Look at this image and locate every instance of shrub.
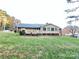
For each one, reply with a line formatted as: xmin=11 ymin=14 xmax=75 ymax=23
xmin=14 ymin=30 xmax=17 ymax=33
xmin=19 ymin=30 xmax=25 ymax=35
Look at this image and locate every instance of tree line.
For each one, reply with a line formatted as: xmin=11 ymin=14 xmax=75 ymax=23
xmin=0 ymin=9 xmax=21 ymax=30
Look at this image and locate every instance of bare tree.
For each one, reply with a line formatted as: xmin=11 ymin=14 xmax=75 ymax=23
xmin=65 ymin=0 xmax=79 ymax=34
xmin=66 ymin=25 xmax=79 ymax=35
xmin=65 ymin=0 xmax=79 ymax=13
xmin=67 ymin=15 xmax=79 ymax=34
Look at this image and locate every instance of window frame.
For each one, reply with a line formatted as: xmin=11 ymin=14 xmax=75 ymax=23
xmin=51 ymin=28 xmax=54 ymax=31
xmin=43 ymin=27 xmax=46 ymax=31
xmin=47 ymin=27 xmax=50 ymax=31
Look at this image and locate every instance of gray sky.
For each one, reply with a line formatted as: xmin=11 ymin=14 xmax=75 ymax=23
xmin=0 ymin=0 xmax=67 ymax=28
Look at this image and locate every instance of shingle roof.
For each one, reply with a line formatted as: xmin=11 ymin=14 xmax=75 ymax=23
xmin=15 ymin=23 xmax=60 ymax=29
xmin=15 ymin=24 xmax=44 ymax=28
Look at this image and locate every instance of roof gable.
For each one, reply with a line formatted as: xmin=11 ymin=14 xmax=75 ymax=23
xmin=44 ymin=23 xmax=60 ymax=28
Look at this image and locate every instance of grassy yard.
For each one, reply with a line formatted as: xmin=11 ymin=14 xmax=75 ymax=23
xmin=0 ymin=32 xmax=79 ymax=59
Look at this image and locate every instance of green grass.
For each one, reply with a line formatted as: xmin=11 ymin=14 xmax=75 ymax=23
xmin=0 ymin=32 xmax=79 ymax=59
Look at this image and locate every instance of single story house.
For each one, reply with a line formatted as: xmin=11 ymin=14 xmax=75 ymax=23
xmin=15 ymin=23 xmax=62 ymax=35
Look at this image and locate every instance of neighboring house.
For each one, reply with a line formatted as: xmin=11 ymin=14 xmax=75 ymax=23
xmin=62 ymin=25 xmax=79 ymax=36
xmin=15 ymin=23 xmax=61 ymax=35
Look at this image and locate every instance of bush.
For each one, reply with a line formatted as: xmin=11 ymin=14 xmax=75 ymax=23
xmin=14 ymin=30 xmax=17 ymax=33
xmin=19 ymin=30 xmax=25 ymax=35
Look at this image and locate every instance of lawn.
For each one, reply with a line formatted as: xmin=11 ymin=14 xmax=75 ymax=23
xmin=0 ymin=32 xmax=79 ymax=59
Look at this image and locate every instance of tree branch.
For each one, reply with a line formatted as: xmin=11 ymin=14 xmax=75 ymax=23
xmin=67 ymin=0 xmax=79 ymax=3
xmin=65 ymin=6 xmax=79 ymax=13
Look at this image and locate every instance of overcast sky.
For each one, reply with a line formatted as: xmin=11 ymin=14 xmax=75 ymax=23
xmin=0 ymin=0 xmax=70 ymax=28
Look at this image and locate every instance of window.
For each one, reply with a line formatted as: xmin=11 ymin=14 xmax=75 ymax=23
xmin=43 ymin=28 xmax=46 ymax=31
xmin=47 ymin=27 xmax=50 ymax=31
xmin=36 ymin=28 xmax=40 ymax=30
xmin=51 ymin=28 xmax=54 ymax=31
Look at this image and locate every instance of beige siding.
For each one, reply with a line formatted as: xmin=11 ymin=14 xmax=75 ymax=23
xmin=40 ymin=25 xmax=60 ymax=34
xmin=20 ymin=28 xmax=40 ymax=34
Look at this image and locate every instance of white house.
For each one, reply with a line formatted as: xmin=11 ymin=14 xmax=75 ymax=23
xmin=15 ymin=23 xmax=61 ymax=35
